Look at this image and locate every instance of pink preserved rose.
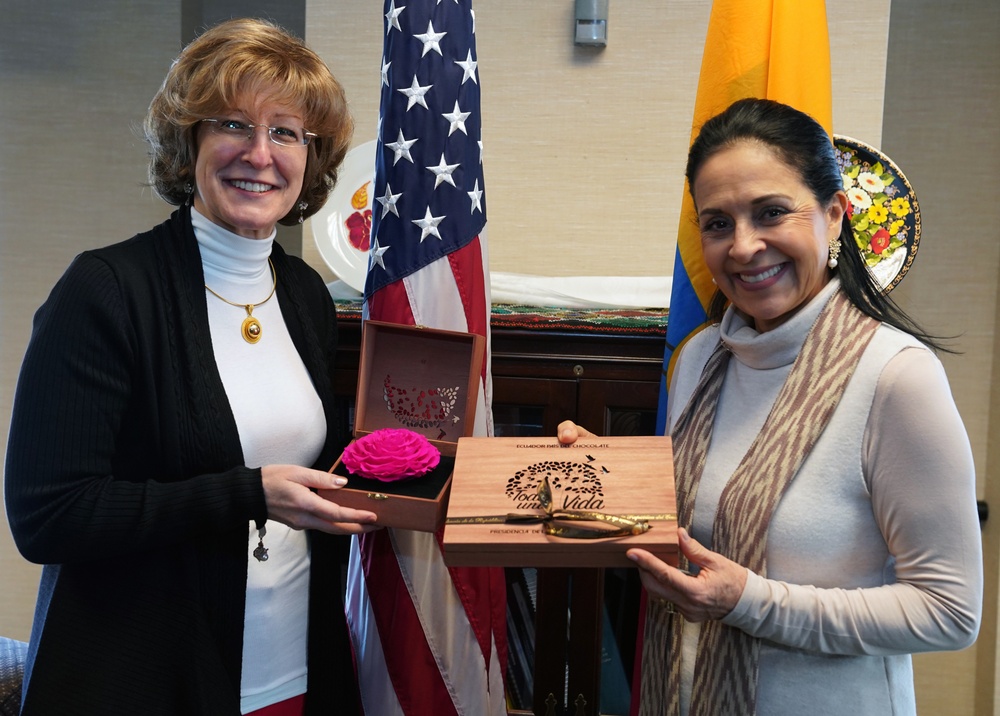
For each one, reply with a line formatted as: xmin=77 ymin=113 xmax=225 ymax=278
xmin=341 ymin=428 xmax=440 ymax=482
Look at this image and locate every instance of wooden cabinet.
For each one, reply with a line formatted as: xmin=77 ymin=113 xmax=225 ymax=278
xmin=333 ymin=307 xmax=667 ymax=437
xmin=333 ymin=304 xmax=668 ymax=716
xmin=489 ymin=325 xmax=663 ymax=437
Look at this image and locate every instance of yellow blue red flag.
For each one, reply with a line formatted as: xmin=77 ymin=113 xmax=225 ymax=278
xmin=655 ymin=0 xmax=832 ymax=434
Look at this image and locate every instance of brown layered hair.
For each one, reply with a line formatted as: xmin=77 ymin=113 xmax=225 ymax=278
xmin=144 ymin=17 xmax=354 ymax=225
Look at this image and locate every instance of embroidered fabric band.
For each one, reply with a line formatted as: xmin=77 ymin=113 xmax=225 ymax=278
xmin=639 ymin=290 xmax=879 ymax=716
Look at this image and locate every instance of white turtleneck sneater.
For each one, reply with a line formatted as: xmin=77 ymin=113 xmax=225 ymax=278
xmin=193 ymin=208 xmax=325 ymax=713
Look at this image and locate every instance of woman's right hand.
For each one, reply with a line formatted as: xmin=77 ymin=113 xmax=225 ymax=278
xmin=628 ymin=528 xmax=747 ymax=623
xmin=557 ymin=420 xmax=596 ymax=445
xmin=261 ymin=464 xmax=379 ymax=535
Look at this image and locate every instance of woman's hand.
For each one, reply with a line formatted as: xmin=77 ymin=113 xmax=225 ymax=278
xmin=557 ymin=420 xmax=596 ymax=445
xmin=261 ymin=464 xmax=379 ymax=535
xmin=627 ymin=527 xmax=747 ymax=622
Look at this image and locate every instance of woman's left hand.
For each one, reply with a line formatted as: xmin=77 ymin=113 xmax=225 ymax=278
xmin=627 ymin=527 xmax=748 ymax=622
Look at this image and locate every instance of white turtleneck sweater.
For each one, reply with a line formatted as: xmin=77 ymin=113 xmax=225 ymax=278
xmin=667 ymin=278 xmax=982 ymax=716
xmin=192 ymin=209 xmax=326 ymax=713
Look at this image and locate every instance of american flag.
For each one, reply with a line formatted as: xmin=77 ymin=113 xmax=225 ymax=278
xmin=346 ymin=2 xmax=507 ymax=715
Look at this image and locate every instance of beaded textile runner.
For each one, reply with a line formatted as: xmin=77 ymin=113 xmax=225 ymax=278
xmin=335 ymin=300 xmax=668 ymax=336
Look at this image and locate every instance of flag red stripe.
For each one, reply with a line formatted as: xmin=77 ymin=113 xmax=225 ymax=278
xmin=443 ymin=237 xmax=507 ymax=681
xmin=358 ymin=529 xmax=460 ymax=716
xmin=365 ymin=279 xmax=415 ymax=326
xmin=445 ymin=560 xmax=506 ymax=688
xmin=448 ymin=237 xmax=488 ymax=337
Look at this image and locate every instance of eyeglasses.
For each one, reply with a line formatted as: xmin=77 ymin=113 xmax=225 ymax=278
xmin=200 ymin=118 xmax=317 ymax=148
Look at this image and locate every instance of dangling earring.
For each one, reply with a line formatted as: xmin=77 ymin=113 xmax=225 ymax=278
xmin=297 ymin=200 xmax=308 ymax=224
xmin=827 ymin=237 xmax=841 ymax=269
xmin=184 ymin=182 xmax=194 ymax=206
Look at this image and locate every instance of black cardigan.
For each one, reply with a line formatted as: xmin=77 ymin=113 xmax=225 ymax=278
xmin=5 ymin=207 xmax=359 ymax=715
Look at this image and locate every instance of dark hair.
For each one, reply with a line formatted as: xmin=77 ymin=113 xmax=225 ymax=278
xmin=143 ymin=18 xmax=353 ymax=225
xmin=686 ymin=98 xmax=949 ymax=352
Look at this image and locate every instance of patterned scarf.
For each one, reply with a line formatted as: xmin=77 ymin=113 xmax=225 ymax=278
xmin=639 ymin=289 xmax=879 ymax=716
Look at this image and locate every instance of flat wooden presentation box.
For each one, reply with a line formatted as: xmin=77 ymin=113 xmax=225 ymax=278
xmin=319 ymin=321 xmax=485 ymax=532
xmin=443 ymin=436 xmax=677 ymax=568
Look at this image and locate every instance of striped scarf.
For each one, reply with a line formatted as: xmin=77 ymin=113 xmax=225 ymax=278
xmin=640 ymin=289 xmax=879 ymax=716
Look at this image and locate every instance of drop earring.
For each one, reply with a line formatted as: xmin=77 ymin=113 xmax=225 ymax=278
xmin=184 ymin=182 xmax=195 ymax=206
xmin=297 ymin=200 xmax=308 ymax=224
xmin=827 ymin=237 xmax=841 ymax=269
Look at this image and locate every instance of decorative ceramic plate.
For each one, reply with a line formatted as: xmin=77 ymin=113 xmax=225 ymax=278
xmin=311 ymin=140 xmax=377 ymax=291
xmin=834 ymin=135 xmax=920 ymax=293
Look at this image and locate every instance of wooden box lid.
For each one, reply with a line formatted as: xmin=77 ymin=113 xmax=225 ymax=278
xmin=443 ymin=436 xmax=677 ymax=567
xmin=318 ymin=321 xmax=484 ymax=532
xmin=353 ymin=320 xmax=485 ymax=456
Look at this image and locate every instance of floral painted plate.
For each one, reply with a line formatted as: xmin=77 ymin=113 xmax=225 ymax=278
xmin=310 ymin=140 xmax=377 ymax=292
xmin=835 ymin=135 xmax=920 ymax=293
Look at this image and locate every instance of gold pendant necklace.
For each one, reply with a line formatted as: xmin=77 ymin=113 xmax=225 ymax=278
xmin=204 ymin=258 xmax=277 ymax=344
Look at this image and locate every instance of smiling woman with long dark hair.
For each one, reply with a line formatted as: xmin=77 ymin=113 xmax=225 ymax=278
xmin=560 ymin=98 xmax=982 ymax=716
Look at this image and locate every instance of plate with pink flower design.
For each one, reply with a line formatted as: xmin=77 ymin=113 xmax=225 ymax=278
xmin=835 ymin=135 xmax=921 ymax=293
xmin=310 ymin=140 xmax=377 ymax=292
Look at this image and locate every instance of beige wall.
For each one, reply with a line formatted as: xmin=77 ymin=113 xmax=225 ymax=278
xmin=985 ymin=275 xmax=1000 ymax=715
xmin=0 ymin=0 xmax=180 ymax=645
xmin=302 ymin=2 xmax=891 ymax=283
xmin=1 ymin=2 xmax=997 ymax=714
xmin=880 ymin=2 xmax=1000 ymax=711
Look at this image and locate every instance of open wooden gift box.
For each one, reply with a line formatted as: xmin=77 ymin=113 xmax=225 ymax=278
xmin=443 ymin=436 xmax=677 ymax=568
xmin=319 ymin=320 xmax=485 ymax=531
